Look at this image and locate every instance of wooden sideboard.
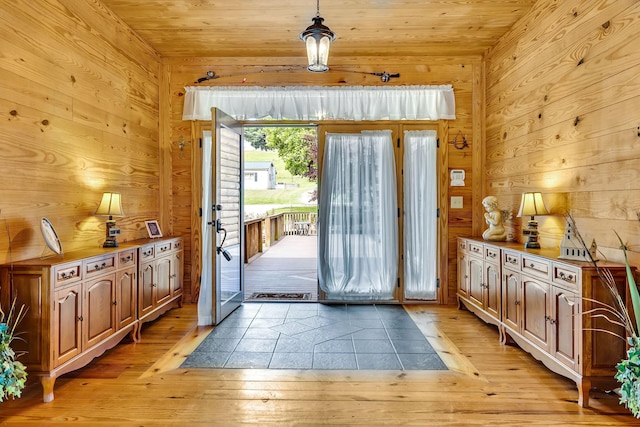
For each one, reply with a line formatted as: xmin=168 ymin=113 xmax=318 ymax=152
xmin=457 ymin=237 xmax=630 ymax=408
xmin=0 ymin=237 xmax=183 ymax=402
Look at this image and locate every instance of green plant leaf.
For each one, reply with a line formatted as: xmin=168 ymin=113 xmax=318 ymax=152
xmin=615 ymin=231 xmax=640 ymax=336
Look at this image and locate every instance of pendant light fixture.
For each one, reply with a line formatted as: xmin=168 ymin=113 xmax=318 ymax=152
xmin=300 ymin=0 xmax=336 ymax=72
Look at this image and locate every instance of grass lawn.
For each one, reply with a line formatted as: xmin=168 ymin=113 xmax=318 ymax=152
xmin=244 ymin=149 xmax=317 ymax=208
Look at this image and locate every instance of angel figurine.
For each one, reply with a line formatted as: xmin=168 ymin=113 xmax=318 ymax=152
xmin=482 ymin=196 xmax=509 ymax=241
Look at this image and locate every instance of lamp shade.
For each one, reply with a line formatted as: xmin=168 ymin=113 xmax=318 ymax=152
xmin=95 ymin=192 xmax=125 ymax=217
xmin=517 ymin=192 xmax=548 ymax=217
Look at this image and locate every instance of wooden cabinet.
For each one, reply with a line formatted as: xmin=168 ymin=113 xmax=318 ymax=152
xmin=457 ymin=240 xmax=501 ymax=330
xmin=457 ymin=237 xmax=631 ymax=408
xmin=136 ymin=237 xmax=183 ymax=339
xmin=1 ymin=246 xmax=139 ymax=403
xmin=0 ymin=236 xmax=183 ymax=402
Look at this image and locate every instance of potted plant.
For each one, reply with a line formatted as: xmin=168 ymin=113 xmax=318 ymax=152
xmin=612 ymin=232 xmax=640 ymax=417
xmin=0 ymin=298 xmax=27 ymax=402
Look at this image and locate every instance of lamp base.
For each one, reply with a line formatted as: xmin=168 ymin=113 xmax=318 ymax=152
xmin=523 ymin=240 xmax=541 ymax=249
xmin=103 ymin=239 xmax=119 ymax=248
xmin=522 ymin=217 xmax=541 ymax=249
xmin=103 ymin=219 xmax=120 ymax=248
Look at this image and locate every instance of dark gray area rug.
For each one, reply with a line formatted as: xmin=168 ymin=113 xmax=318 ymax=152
xmin=182 ymin=303 xmax=447 ymax=371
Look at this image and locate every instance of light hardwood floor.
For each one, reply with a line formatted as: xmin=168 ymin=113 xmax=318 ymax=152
xmin=1 ymin=303 xmax=637 ymax=426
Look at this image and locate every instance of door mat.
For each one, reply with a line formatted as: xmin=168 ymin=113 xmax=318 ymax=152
xmin=247 ymin=292 xmax=312 ymax=301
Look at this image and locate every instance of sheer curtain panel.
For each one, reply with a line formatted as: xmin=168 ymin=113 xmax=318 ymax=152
xmin=318 ymin=130 xmax=398 ymax=300
xmin=403 ymin=130 xmax=438 ymax=300
xmin=198 ymin=131 xmax=213 ymax=325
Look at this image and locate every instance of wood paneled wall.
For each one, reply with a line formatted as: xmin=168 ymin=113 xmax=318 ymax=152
xmin=162 ymin=56 xmax=481 ymax=303
xmin=0 ymin=1 xmax=161 ymax=263
xmin=484 ymin=0 xmax=640 ymax=265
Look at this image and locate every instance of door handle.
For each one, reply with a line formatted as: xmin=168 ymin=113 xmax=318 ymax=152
xmin=215 ymin=219 xmax=232 ymax=262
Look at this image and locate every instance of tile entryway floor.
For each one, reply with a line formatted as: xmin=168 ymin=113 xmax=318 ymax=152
xmin=182 ymin=303 xmax=447 ymax=370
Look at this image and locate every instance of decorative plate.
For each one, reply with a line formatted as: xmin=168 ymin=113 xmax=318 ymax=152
xmin=41 ymin=217 xmax=63 ymax=255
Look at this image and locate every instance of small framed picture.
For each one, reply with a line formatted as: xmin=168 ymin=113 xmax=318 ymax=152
xmin=145 ymin=220 xmax=163 ymax=238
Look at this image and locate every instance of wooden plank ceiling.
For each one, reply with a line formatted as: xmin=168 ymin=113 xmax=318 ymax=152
xmin=99 ymin=0 xmax=538 ymax=58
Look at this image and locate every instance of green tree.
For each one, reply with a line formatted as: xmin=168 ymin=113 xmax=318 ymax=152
xmin=264 ymin=127 xmax=317 ymax=179
xmin=244 ymin=127 xmax=268 ymax=151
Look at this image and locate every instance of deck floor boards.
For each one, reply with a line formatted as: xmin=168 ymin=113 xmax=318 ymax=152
xmin=244 ymin=235 xmax=317 ymax=301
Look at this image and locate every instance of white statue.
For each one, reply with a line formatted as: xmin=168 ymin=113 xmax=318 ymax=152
xmin=482 ymin=196 xmax=508 ymax=241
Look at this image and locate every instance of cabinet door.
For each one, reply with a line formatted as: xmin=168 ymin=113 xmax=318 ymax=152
xmin=54 ymin=285 xmax=82 ymax=366
xmin=552 ymin=287 xmax=579 ymax=370
xmin=139 ymin=262 xmax=155 ymax=317
xmin=521 ymin=276 xmax=551 ymax=352
xmin=457 ymin=253 xmax=468 ymax=298
xmin=484 ymin=262 xmax=501 ymax=319
xmin=84 ymin=274 xmax=116 ymax=349
xmin=171 ymin=250 xmax=183 ymax=296
xmin=155 ymin=257 xmax=172 ymax=305
xmin=116 ymin=266 xmax=137 ymax=330
xmin=468 ymin=256 xmax=484 ymax=308
xmin=502 ymin=268 xmax=521 ymax=332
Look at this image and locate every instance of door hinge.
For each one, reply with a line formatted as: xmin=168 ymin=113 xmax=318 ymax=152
xmin=397 ymin=278 xmax=400 ymax=288
xmin=199 ymin=207 xmax=202 ymax=217
xmin=437 ymin=208 xmax=440 ymax=218
xmin=436 ymin=137 xmax=440 ymax=148
xmin=437 ymin=278 xmax=440 ymax=288
xmin=199 ymin=137 xmax=203 ymax=148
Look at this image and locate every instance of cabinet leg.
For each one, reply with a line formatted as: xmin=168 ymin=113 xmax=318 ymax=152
xmin=577 ymin=378 xmax=591 ymax=407
xmin=40 ymin=375 xmax=57 ymax=403
xmin=498 ymin=325 xmax=506 ymax=344
xmin=130 ymin=323 xmax=140 ymax=343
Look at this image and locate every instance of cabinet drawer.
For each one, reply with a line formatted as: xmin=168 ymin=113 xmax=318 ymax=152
xmin=552 ymin=263 xmax=580 ymax=290
xmin=484 ymin=246 xmax=500 ymax=262
xmin=521 ymin=255 xmax=550 ymax=279
xmin=84 ymin=254 xmax=116 ymax=278
xmin=173 ymin=239 xmax=182 ymax=251
xmin=468 ymin=242 xmax=483 ymax=257
xmin=118 ymin=249 xmax=137 ymax=268
xmin=503 ymin=250 xmax=521 ymax=269
xmin=155 ymin=241 xmax=173 ymax=256
xmin=54 ymin=262 xmax=82 ymax=286
xmin=140 ymin=245 xmax=155 ymax=261
xmin=458 ymin=239 xmax=468 ymax=252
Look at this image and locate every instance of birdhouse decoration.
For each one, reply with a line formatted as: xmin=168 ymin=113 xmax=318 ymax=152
xmin=559 ymin=215 xmax=598 ymax=262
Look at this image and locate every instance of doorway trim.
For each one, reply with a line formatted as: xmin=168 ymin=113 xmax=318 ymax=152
xmin=190 ymin=119 xmax=450 ymax=306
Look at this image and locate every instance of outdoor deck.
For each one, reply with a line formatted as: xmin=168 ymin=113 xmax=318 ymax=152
xmin=244 ymin=234 xmax=318 ymax=301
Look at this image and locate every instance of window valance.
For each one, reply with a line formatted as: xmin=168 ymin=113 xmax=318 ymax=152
xmin=182 ymin=85 xmax=456 ymax=121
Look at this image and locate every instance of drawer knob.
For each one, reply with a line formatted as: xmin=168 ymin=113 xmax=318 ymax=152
xmin=61 ymin=271 xmax=76 ymax=279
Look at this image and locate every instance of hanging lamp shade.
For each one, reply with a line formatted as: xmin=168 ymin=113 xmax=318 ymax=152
xmin=300 ymin=1 xmax=336 ymax=72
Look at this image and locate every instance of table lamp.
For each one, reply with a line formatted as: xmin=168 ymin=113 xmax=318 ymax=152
xmin=96 ymin=192 xmax=124 ymax=247
xmin=517 ymin=192 xmax=548 ymax=249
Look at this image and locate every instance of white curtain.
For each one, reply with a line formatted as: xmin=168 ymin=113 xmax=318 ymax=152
xmin=198 ymin=131 xmax=213 ymax=325
xmin=318 ymin=130 xmax=398 ymax=300
xmin=183 ymin=85 xmax=456 ymax=121
xmin=403 ymin=130 xmax=438 ymax=300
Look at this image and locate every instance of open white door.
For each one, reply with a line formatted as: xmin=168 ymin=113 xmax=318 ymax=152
xmin=210 ymin=108 xmax=244 ymax=324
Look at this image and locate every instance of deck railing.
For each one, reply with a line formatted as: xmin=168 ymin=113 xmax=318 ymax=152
xmin=243 ymin=211 xmax=317 ymax=263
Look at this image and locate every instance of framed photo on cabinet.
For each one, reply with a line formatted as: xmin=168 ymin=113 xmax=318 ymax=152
xmin=145 ymin=220 xmax=163 ymax=238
